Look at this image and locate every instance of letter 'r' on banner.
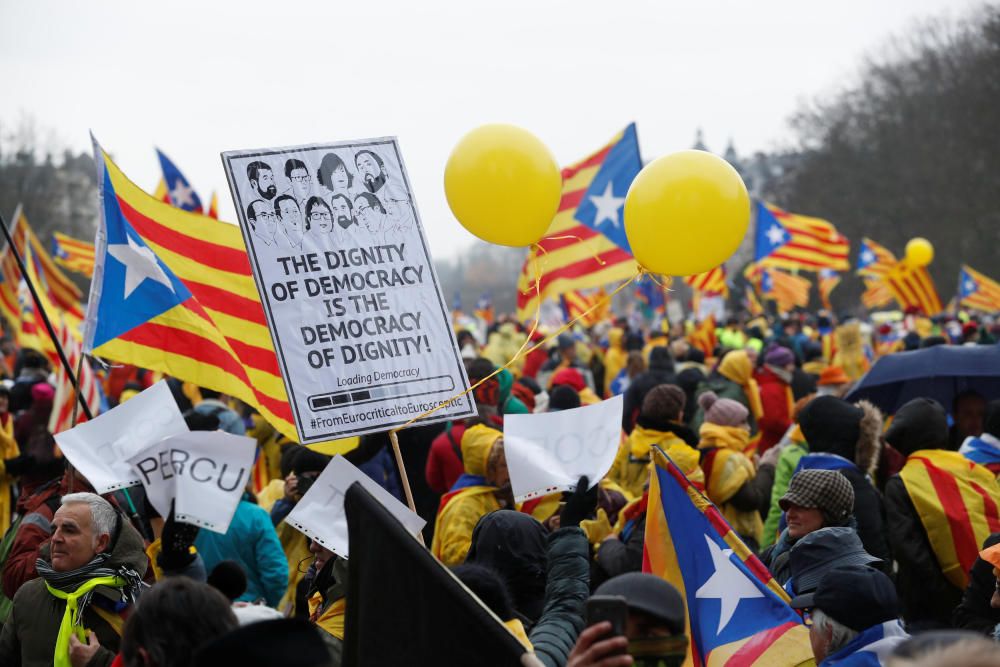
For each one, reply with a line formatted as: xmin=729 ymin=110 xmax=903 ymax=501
xmin=221 ymin=138 xmax=475 ymax=444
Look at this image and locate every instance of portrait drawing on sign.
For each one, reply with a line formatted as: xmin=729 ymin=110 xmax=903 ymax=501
xmin=275 ymin=194 xmax=306 ymax=249
xmin=247 ymin=160 xmax=277 ymax=200
xmin=246 ymin=199 xmax=278 ymax=247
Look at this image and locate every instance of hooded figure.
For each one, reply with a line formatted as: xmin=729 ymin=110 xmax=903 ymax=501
xmin=431 ymin=425 xmax=511 ymax=567
xmin=884 ymin=398 xmax=1000 ymax=630
xmin=603 ymin=328 xmax=629 ymax=398
xmin=622 ymin=347 xmax=677 ymax=432
xmin=794 ymin=395 xmax=889 ymax=564
xmin=754 ymin=346 xmax=796 ymax=454
xmin=465 ymin=510 xmax=547 ymax=627
xmin=697 ymin=391 xmax=774 ymax=550
xmin=691 ymin=350 xmax=762 ymax=434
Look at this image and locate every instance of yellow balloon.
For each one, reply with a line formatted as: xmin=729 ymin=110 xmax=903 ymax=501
xmin=624 ymin=150 xmax=750 ymax=276
xmin=444 ymin=124 xmax=562 ymax=247
xmin=905 ymin=237 xmax=934 ymax=268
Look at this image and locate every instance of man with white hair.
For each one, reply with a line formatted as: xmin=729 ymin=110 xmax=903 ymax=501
xmin=0 ymin=491 xmax=147 ymax=667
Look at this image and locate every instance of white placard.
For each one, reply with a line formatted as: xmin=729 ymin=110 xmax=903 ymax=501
xmin=221 ymin=138 xmax=474 ymax=443
xmin=54 ymin=381 xmax=189 ymax=493
xmin=286 ymin=455 xmax=425 ymax=558
xmin=504 ymin=395 xmax=624 ymax=501
xmin=128 ymin=431 xmax=256 ymax=534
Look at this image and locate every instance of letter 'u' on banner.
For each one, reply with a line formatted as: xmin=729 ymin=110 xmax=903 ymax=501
xmin=503 ymin=395 xmax=623 ymax=502
xmin=221 ymin=138 xmax=475 ymax=444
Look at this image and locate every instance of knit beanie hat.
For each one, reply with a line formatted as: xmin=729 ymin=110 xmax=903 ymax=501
xmin=765 ymin=346 xmax=796 ymax=368
xmin=698 ymin=391 xmax=749 ymax=427
xmin=641 ymin=384 xmax=686 ymax=422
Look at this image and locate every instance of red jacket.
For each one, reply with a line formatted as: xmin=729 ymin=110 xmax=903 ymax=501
xmin=425 ymin=423 xmax=467 ymax=495
xmin=755 ymin=366 xmax=793 ymax=454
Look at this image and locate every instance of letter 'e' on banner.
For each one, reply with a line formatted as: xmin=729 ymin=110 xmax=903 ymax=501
xmin=221 ymin=138 xmax=474 ymax=443
xmin=286 ymin=455 xmax=425 ymax=557
xmin=503 ymin=394 xmax=624 ymax=502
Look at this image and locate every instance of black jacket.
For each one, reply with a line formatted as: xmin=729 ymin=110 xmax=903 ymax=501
xmin=592 ymin=515 xmax=645 ymax=590
xmin=622 ymin=347 xmax=676 ymax=432
xmin=953 ymin=532 xmax=1000 ymax=635
xmin=529 ymin=528 xmax=591 ymax=667
xmin=885 ymin=474 xmax=963 ymax=629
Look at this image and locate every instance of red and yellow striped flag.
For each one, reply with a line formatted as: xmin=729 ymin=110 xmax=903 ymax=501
xmin=688 ymin=314 xmax=718 ymax=359
xmin=818 ymin=269 xmax=840 ymax=311
xmin=885 ymin=260 xmax=943 ymax=315
xmin=52 ymin=232 xmax=96 ymax=277
xmin=744 ymin=285 xmax=764 ymax=317
xmin=755 ymin=202 xmax=850 ymax=272
xmin=49 ymin=319 xmax=101 ymax=434
xmin=959 ymin=265 xmax=1000 ymax=313
xmin=684 ymin=266 xmax=729 ymax=298
xmin=861 ymin=278 xmax=894 ymax=310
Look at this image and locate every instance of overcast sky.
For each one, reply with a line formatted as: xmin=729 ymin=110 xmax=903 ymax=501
xmin=0 ymin=0 xmax=982 ymax=258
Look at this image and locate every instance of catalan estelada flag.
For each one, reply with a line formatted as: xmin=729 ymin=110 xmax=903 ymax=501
xmin=560 ymin=289 xmax=606 ymax=327
xmin=85 ymin=139 xmax=297 ymax=442
xmin=474 ymin=292 xmax=495 ymax=325
xmin=754 ymin=202 xmax=850 ymax=272
xmin=959 ymin=265 xmax=1000 ymax=313
xmin=743 ymin=286 xmax=764 ymax=317
xmin=861 ymin=278 xmax=894 ymax=310
xmin=746 ymin=264 xmax=810 ymax=313
xmin=688 ymin=314 xmax=718 ymax=359
xmin=856 ymin=237 xmax=896 ymax=278
xmin=884 ymin=261 xmax=942 ymax=315
xmin=644 ymin=448 xmax=813 ymax=666
xmin=19 ymin=242 xmax=60 ymax=367
xmin=685 ymin=266 xmax=729 ymax=298
xmin=0 ymin=243 xmax=21 ymax=328
xmin=51 ymin=232 xmax=96 ymax=277
xmin=818 ymin=269 xmax=840 ymax=311
xmin=515 ymin=125 xmax=642 ymax=321
xmin=899 ymin=450 xmax=1000 ymax=589
xmin=155 ymin=148 xmax=204 ymax=213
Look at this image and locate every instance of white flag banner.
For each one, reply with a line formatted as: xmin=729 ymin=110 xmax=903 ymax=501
xmin=287 ymin=455 xmax=425 ymax=557
xmin=128 ymin=431 xmax=256 ymax=534
xmin=504 ymin=394 xmax=624 ymax=502
xmin=54 ymin=381 xmax=189 ymax=493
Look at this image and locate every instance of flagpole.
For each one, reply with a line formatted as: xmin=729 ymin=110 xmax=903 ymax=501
xmin=0 ymin=211 xmax=93 ymax=420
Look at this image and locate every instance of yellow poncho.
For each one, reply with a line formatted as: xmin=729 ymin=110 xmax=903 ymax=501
xmin=698 ymin=422 xmax=762 ymax=542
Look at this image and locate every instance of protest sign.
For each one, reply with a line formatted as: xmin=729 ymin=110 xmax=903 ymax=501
xmin=127 ymin=431 xmax=256 ymax=534
xmin=503 ymin=395 xmax=624 ymax=501
xmin=286 ymin=455 xmax=425 ymax=557
xmin=54 ymin=381 xmax=189 ymax=494
xmin=221 ymin=139 xmax=475 ymax=444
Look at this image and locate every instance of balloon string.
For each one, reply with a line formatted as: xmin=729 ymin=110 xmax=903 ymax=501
xmin=390 ymin=264 xmax=645 ymax=435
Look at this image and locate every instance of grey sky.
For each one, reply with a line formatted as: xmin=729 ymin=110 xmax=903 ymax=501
xmin=0 ymin=0 xmax=980 ymax=258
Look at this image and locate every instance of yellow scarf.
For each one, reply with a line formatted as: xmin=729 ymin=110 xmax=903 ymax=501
xmin=45 ymin=575 xmax=125 ymax=667
xmin=309 ymin=592 xmax=346 ymax=640
xmin=698 ymin=423 xmax=751 ymax=453
xmin=718 ymin=351 xmax=764 ymax=420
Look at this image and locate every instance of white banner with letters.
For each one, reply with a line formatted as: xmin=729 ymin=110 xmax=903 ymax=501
xmin=221 ymin=138 xmax=474 ymax=443
xmin=504 ymin=395 xmax=624 ymax=502
xmin=128 ymin=431 xmax=256 ymax=534
xmin=54 ymin=381 xmax=189 ymax=494
xmin=286 ymin=455 xmax=425 ymax=557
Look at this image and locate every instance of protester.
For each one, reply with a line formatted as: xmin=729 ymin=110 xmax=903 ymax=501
xmin=696 ymin=391 xmax=773 ymax=549
xmin=622 ymin=346 xmax=676 ymax=432
xmin=755 ymin=345 xmax=796 ymax=453
xmin=790 ymin=565 xmax=908 ymax=665
xmin=425 ymin=418 xmax=468 ymax=494
xmin=304 ymin=541 xmax=347 ymax=660
xmin=884 ymin=397 xmax=1000 ymax=630
xmin=191 ymin=387 xmax=246 ymax=436
xmin=951 ymin=390 xmax=986 ymax=449
xmin=760 ymin=395 xmax=813 ymax=548
xmin=958 ymin=399 xmax=1000 ymax=474
xmin=603 ymin=327 xmax=629 ymax=397
xmin=783 ymin=526 xmax=882 ymax=598
xmin=953 ymin=535 xmax=1000 ymax=635
xmin=0 ymin=492 xmax=147 ymax=666
xmin=194 ymin=617 xmax=335 ymax=667
xmin=691 ymin=349 xmax=762 ymax=433
xmin=761 ymin=469 xmax=856 ymax=583
xmin=566 ymin=573 xmax=688 ymax=667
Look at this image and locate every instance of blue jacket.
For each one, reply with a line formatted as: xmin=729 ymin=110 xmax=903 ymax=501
xmin=194 ymin=499 xmax=288 ymax=607
xmin=193 ymin=399 xmax=247 ymax=435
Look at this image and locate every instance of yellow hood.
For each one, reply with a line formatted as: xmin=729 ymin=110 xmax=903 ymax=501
xmin=461 ymin=424 xmax=502 ymax=476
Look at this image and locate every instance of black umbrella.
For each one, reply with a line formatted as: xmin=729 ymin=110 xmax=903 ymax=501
xmin=845 ymin=345 xmax=1000 ymax=415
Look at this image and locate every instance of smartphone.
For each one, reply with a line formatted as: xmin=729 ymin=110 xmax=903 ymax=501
xmin=585 ymin=595 xmax=628 ymax=645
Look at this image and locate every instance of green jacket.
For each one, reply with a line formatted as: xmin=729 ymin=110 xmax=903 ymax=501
xmin=760 ymin=442 xmax=808 ymax=549
xmin=529 ymin=527 xmax=590 ymax=667
xmin=0 ymin=517 xmax=148 ymax=667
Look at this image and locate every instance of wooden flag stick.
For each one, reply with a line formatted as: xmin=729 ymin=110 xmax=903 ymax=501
xmin=388 ymin=429 xmax=417 ymax=513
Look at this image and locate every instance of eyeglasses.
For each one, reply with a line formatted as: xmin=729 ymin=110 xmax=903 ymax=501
xmin=291 ymin=175 xmax=311 ymax=184
xmin=256 ymin=212 xmax=277 ymax=221
xmin=310 ymin=212 xmax=332 ymax=221
xmin=356 ymin=204 xmax=370 ymax=215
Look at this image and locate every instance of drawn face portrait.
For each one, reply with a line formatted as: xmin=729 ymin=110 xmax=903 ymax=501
xmin=355 ymin=194 xmax=386 ymax=234
xmin=331 ymin=163 xmax=351 ymax=192
xmin=276 ymin=196 xmax=304 ymax=246
xmin=308 ymin=199 xmax=334 ymax=233
xmin=248 ymin=199 xmax=278 ymax=242
xmin=289 ymin=167 xmax=312 ymax=201
xmin=253 ymin=168 xmax=277 ymax=200
xmin=355 ymin=151 xmax=386 ymax=193
xmin=331 ymin=194 xmax=355 ymax=229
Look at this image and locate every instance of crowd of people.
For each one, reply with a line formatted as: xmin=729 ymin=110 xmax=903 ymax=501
xmin=0 ymin=306 xmax=999 ymax=666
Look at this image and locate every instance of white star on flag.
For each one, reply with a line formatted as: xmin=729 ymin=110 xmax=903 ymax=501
xmin=861 ymin=250 xmax=875 ymax=265
xmin=170 ymin=180 xmax=195 ymax=208
xmin=966 ymin=280 xmax=977 ymax=293
xmin=695 ymin=535 xmax=764 ymax=635
xmin=765 ymin=224 xmax=786 ymax=246
xmin=589 ymin=182 xmax=625 ymax=228
xmin=107 ymin=234 xmax=175 ymax=299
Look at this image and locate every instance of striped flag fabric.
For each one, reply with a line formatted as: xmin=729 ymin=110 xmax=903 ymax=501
xmin=51 ymin=232 xmax=96 ymax=277
xmin=0 ymin=242 xmax=21 ymax=328
xmin=644 ymin=448 xmax=813 ymax=666
xmin=745 ymin=264 xmax=810 ymax=313
xmin=18 ymin=242 xmax=60 ymax=367
xmin=959 ymin=265 xmax=1000 ymax=313
xmin=155 ymin=148 xmax=204 ymax=213
xmin=856 ymin=237 xmax=896 ymax=278
xmin=685 ymin=266 xmax=729 ymax=298
xmin=688 ymin=314 xmax=718 ymax=359
xmin=818 ymin=269 xmax=840 ymax=311
xmin=207 ymin=191 xmax=220 ymax=220
xmin=884 ymin=261 xmax=943 ymax=315
xmin=743 ymin=286 xmax=764 ymax=317
xmin=85 ymin=140 xmax=298 ymax=443
xmin=861 ymin=278 xmax=895 ymax=310
xmin=515 ymin=125 xmax=642 ymax=321
xmin=48 ymin=319 xmax=102 ymax=434
xmin=754 ymin=202 xmax=850 ymax=272
xmin=560 ymin=289 xmax=607 ymax=327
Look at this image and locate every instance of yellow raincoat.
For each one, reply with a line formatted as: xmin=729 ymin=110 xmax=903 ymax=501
xmin=718 ymin=350 xmax=764 ymax=422
xmin=610 ymin=426 xmax=701 ymax=499
xmin=0 ymin=415 xmax=18 ymax=533
xmin=698 ymin=423 xmax=762 ymax=542
xmin=431 ymin=424 xmax=503 ymax=566
xmin=603 ymin=328 xmax=628 ymax=397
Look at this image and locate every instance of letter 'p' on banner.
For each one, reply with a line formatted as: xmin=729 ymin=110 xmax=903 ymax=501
xmin=222 ymin=138 xmax=475 ymax=443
